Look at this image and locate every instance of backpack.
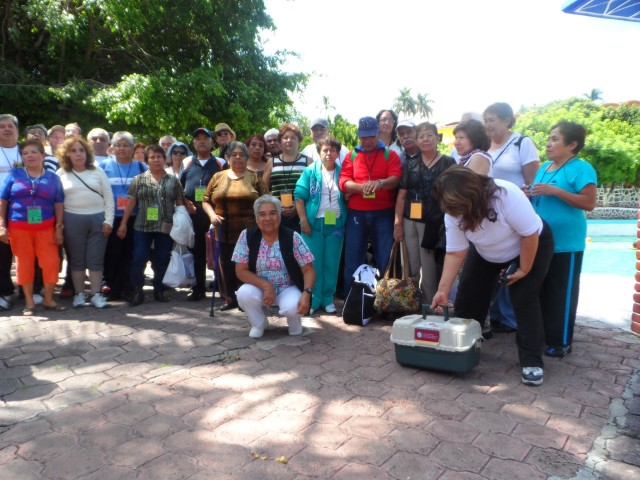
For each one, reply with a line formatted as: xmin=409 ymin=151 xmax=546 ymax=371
xmin=347 ymin=147 xmax=390 ymax=162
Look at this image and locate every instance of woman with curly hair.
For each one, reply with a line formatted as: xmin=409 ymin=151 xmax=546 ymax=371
xmin=57 ymin=137 xmax=114 ymax=309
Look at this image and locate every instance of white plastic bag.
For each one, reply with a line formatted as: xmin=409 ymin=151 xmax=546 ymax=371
xmin=170 ymin=205 xmax=195 ymax=248
xmin=163 ymin=245 xmax=196 ymax=288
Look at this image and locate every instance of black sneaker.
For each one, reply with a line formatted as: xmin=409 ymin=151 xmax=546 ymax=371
xmin=482 ymin=315 xmax=493 ymax=340
xmin=522 ymin=367 xmax=544 ymax=386
xmin=545 ymin=345 xmax=572 ymax=358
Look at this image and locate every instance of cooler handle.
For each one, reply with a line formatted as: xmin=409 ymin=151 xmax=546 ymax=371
xmin=424 ymin=304 xmax=450 ymax=321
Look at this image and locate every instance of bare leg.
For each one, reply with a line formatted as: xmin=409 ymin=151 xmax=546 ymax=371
xmin=22 ymin=283 xmax=35 ymax=308
xmin=43 ymin=283 xmax=56 ymax=306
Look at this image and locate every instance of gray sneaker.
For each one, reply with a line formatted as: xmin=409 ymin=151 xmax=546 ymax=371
xmin=522 ymin=367 xmax=544 ymax=386
xmin=73 ymin=293 xmax=87 ymax=308
xmin=91 ymin=293 xmax=108 ymax=309
xmin=0 ymin=295 xmax=12 ymax=311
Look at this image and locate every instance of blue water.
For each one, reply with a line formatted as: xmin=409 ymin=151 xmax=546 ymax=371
xmin=582 ymin=233 xmax=636 ymax=277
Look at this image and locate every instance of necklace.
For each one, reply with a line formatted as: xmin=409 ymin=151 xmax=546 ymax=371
xmin=1 ymin=146 xmax=20 ymax=168
xmin=424 ymin=151 xmax=440 ymax=169
xmin=24 ymin=167 xmax=44 ymax=196
xmin=541 ymin=157 xmax=573 ymax=184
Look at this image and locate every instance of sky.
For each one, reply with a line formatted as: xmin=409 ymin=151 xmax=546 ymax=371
xmin=261 ymin=0 xmax=640 ymax=125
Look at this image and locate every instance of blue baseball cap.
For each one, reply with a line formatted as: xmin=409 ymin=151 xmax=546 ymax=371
xmin=193 ymin=127 xmax=212 ymax=138
xmin=357 ymin=116 xmax=379 ymax=137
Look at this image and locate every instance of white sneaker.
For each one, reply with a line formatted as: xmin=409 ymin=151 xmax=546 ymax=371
xmin=324 ymin=303 xmax=337 ymax=314
xmin=73 ymin=293 xmax=87 ymax=308
xmin=309 ymin=308 xmax=314 ymax=315
xmin=0 ymin=295 xmax=12 ymax=310
xmin=32 ymin=293 xmax=43 ymax=305
xmin=249 ymin=318 xmax=269 ymax=339
xmin=91 ymin=293 xmax=108 ymax=309
xmin=522 ymin=367 xmax=544 ymax=386
xmin=288 ymin=318 xmax=303 ymax=336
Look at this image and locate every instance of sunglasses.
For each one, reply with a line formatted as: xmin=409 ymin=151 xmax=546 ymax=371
xmin=172 ymin=150 xmax=187 ymax=155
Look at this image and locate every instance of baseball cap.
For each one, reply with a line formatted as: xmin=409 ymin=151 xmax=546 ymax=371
xmin=396 ymin=119 xmax=416 ymax=130
xmin=357 ymin=116 xmax=379 ymax=137
xmin=310 ymin=118 xmax=329 ymax=129
xmin=193 ymin=127 xmax=212 ymax=138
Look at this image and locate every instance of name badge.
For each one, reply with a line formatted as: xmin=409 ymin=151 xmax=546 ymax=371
xmin=280 ymin=192 xmax=293 ymax=207
xmin=194 ymin=187 xmax=206 ymax=202
xmin=117 ymin=195 xmax=128 ymax=210
xmin=324 ymin=210 xmax=336 ymax=225
xmin=410 ymin=202 xmax=422 ymax=219
xmin=27 ymin=206 xmax=43 ymax=224
xmin=362 ymin=192 xmax=376 ymax=199
xmin=147 ymin=206 xmax=159 ymax=221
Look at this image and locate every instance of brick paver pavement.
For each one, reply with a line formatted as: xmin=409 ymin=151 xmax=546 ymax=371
xmin=1 ymin=290 xmax=639 ymax=479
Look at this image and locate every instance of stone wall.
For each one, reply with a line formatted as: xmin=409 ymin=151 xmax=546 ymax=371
xmin=597 ymin=187 xmax=639 ymax=208
xmin=587 ymin=207 xmax=638 ymax=220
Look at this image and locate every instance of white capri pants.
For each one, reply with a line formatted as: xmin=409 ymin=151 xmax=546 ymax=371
xmin=236 ymin=284 xmax=302 ymax=331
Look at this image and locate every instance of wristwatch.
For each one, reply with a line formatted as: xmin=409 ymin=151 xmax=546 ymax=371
xmin=377 ymin=179 xmax=385 ymax=189
xmin=304 ymin=287 xmax=313 ymax=295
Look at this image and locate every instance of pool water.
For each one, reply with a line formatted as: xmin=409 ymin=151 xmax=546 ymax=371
xmin=582 ymin=235 xmax=636 ymax=277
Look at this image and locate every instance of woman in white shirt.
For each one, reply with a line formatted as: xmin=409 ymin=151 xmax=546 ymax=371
xmin=57 ymin=137 xmax=115 ymax=309
xmin=453 ymin=120 xmax=493 ymax=176
xmin=431 ymin=166 xmax=554 ymax=387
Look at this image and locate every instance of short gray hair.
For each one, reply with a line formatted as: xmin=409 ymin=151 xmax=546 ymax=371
xmin=111 ymin=131 xmax=135 ymax=147
xmin=225 ymin=141 xmax=249 ymax=160
xmin=253 ymin=195 xmax=282 ymax=221
xmin=159 ymin=135 xmax=176 ymax=144
xmin=88 ymin=128 xmax=110 ymax=141
xmin=0 ymin=114 xmax=18 ymax=128
xmin=264 ymin=128 xmax=279 ymax=139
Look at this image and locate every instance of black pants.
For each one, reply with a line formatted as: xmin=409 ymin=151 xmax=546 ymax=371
xmin=190 ymin=206 xmax=210 ymax=293
xmin=0 ymin=241 xmax=14 ymax=296
xmin=103 ymin=216 xmax=136 ymax=297
xmin=218 ymin=242 xmax=240 ymax=303
xmin=454 ymin=223 xmax=554 ymax=368
xmin=540 ymin=251 xmax=583 ymax=347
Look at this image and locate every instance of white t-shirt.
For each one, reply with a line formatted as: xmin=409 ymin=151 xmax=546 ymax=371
xmin=301 ymin=144 xmax=349 ymax=167
xmin=488 ymin=132 xmax=539 ymax=186
xmin=0 ymin=145 xmax=20 ymax=183
xmin=57 ymin=168 xmax=115 ymax=226
xmin=445 ymin=179 xmax=542 ymax=263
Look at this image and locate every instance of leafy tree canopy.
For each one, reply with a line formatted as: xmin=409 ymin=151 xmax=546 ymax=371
xmin=1 ymin=0 xmax=306 ymax=142
xmin=515 ymin=98 xmax=640 ymax=185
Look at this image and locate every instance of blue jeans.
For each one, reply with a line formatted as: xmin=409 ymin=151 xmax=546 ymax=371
xmin=131 ymin=231 xmax=174 ymax=294
xmin=343 ymin=208 xmax=394 ymax=295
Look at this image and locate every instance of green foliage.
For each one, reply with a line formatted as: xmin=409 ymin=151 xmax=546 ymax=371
xmin=0 ymin=0 xmax=306 ymax=140
xmin=329 ymin=115 xmax=358 ymax=150
xmin=515 ymin=98 xmax=640 ymax=185
xmin=393 ymin=88 xmax=434 ymax=120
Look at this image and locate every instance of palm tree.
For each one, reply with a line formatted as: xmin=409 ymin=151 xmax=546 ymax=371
xmin=393 ymin=88 xmax=417 ymax=117
xmin=321 ymin=96 xmax=335 ymax=118
xmin=583 ymin=88 xmax=603 ymax=102
xmin=416 ymin=92 xmax=434 ymax=119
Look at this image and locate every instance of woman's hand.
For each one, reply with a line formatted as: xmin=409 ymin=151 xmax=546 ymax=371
xmin=297 ymin=290 xmax=311 ymax=315
xmin=300 ymin=219 xmax=311 ymax=236
xmin=103 ymin=224 xmax=112 ymax=237
xmin=0 ymin=226 xmax=9 ymax=244
xmin=393 ymin=223 xmax=404 ymax=242
xmin=185 ymin=199 xmax=197 ymax=215
xmin=209 ymin=214 xmax=224 ymax=226
xmin=503 ymin=267 xmax=527 ymax=286
xmin=116 ymin=223 xmax=127 ymax=240
xmin=430 ymin=291 xmax=451 ymax=312
xmin=261 ymin=282 xmax=276 ymax=307
xmin=530 ymin=183 xmax=558 ymax=197
xmin=54 ymin=228 xmax=64 ymax=246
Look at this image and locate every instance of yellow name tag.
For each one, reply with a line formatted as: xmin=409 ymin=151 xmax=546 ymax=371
xmin=147 ymin=206 xmax=159 ymax=221
xmin=410 ymin=202 xmax=422 ymax=219
xmin=324 ymin=210 xmax=336 ymax=225
xmin=281 ymin=192 xmax=293 ymax=207
xmin=362 ymin=193 xmax=376 ymax=199
xmin=194 ymin=187 xmax=206 ymax=202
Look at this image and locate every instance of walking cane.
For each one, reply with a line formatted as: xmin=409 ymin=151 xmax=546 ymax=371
xmin=209 ymin=223 xmax=228 ymax=317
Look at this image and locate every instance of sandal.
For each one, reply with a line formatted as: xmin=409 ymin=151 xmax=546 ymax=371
xmin=22 ymin=306 xmax=35 ymax=316
xmin=43 ymin=303 xmax=66 ymax=312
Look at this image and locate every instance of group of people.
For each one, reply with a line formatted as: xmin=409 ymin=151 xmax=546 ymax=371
xmin=0 ymin=103 xmax=597 ymax=386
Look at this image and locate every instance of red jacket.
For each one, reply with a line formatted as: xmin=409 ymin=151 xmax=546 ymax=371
xmin=338 ymin=145 xmax=402 ymax=211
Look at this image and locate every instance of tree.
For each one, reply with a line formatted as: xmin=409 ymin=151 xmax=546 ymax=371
xmin=515 ymin=98 xmax=640 ymax=185
xmin=0 ymin=0 xmax=306 ymax=141
xmin=321 ymin=96 xmax=335 ymax=118
xmin=393 ymin=88 xmax=417 ymax=117
xmin=583 ymin=88 xmax=603 ymax=102
xmin=416 ymin=93 xmax=434 ymax=120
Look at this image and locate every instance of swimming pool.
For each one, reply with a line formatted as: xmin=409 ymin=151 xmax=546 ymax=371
xmin=583 ymin=220 xmax=636 ymax=277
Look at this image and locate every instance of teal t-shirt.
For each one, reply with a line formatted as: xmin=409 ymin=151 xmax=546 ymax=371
xmin=532 ymin=158 xmax=597 ymax=252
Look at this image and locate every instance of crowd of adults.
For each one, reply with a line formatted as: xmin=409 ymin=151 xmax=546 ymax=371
xmin=0 ymin=103 xmax=597 ymax=386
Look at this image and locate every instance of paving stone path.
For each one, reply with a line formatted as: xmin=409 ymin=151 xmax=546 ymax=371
xmin=1 ymin=292 xmax=639 ymax=479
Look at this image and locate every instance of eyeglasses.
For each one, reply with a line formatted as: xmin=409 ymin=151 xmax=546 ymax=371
xmin=172 ymin=150 xmax=187 ymax=155
xmin=216 ymin=131 xmax=231 ymax=137
xmin=229 ymin=152 xmax=246 ymax=159
xmin=114 ymin=143 xmax=132 ymax=149
xmin=379 ymin=118 xmax=394 ymax=124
